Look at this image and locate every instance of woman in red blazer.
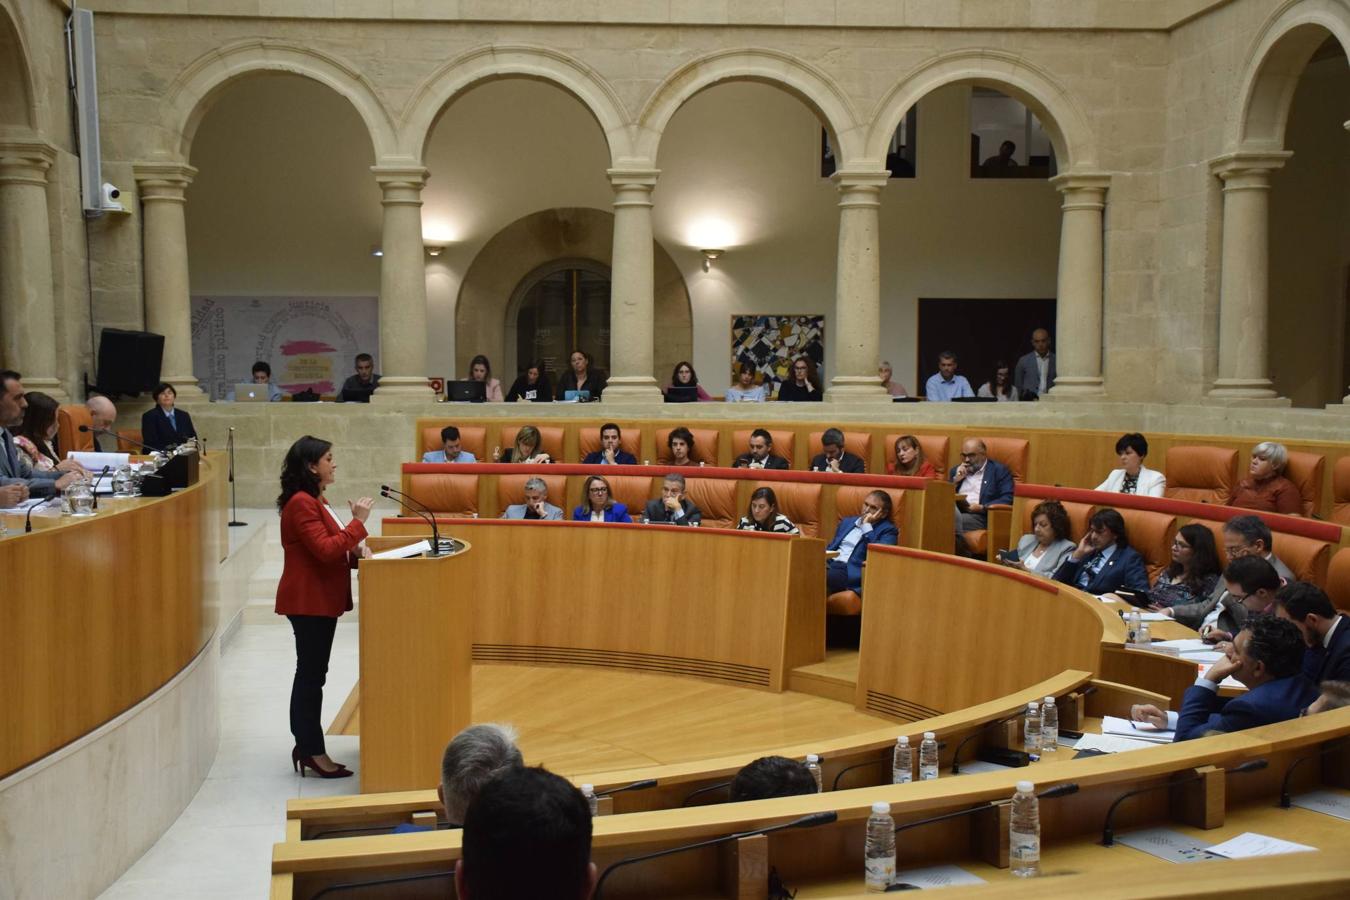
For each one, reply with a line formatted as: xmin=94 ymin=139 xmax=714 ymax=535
xmin=275 ymin=435 xmax=373 ymax=778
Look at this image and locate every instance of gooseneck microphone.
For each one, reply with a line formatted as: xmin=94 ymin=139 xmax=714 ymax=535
xmin=893 ymin=782 xmax=1079 ymax=836
xmin=1279 ymin=738 xmax=1348 ymax=808
xmin=953 ymin=711 xmax=1025 ymax=774
xmin=379 ymin=484 xmax=443 ymax=556
xmin=1101 ymin=758 xmax=1266 ymax=846
xmin=79 ymin=424 xmax=157 ymax=455
xmin=681 ymin=780 xmax=732 ymax=807
xmin=592 ymin=811 xmax=838 ymax=900
xmin=595 ymin=778 xmax=658 ymax=798
xmin=90 ymin=465 xmax=112 ymax=510
xmin=25 ymin=494 xmax=59 ymax=532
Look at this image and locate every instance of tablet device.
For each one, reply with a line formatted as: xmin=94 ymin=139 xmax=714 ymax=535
xmin=563 ymin=390 xmax=592 ymax=402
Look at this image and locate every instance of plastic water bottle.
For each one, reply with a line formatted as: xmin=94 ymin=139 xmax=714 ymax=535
xmin=1126 ymin=609 xmax=1142 ymax=643
xmin=1136 ymin=621 xmax=1152 ymax=646
xmin=918 ymin=732 xmax=939 ymax=781
xmin=892 ymin=736 xmax=913 ymax=784
xmin=863 ymin=801 xmax=896 ymax=892
xmin=1024 ymin=702 xmax=1042 ymax=761
xmin=1009 ymin=781 xmax=1040 ymax=877
xmin=1041 ymin=696 xmax=1058 ymax=754
xmin=582 ymin=783 xmax=598 ymax=816
xmin=805 ymin=754 xmax=823 ymax=792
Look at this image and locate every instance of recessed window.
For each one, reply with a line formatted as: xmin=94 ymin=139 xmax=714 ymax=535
xmin=821 ymin=107 xmax=917 ymax=179
xmin=969 ymin=88 xmax=1056 ymax=179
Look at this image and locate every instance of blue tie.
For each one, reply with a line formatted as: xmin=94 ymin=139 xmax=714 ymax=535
xmin=166 ymin=410 xmax=176 ymax=432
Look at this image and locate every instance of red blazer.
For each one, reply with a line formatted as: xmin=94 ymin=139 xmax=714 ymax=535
xmin=275 ymin=492 xmax=367 ymax=618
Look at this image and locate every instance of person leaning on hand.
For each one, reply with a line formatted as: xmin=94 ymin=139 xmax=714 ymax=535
xmin=643 ymin=473 xmax=702 ymax=526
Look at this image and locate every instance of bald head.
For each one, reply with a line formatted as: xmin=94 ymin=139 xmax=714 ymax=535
xmin=1031 ymin=329 xmax=1050 ymax=356
xmin=87 ymin=396 xmax=117 ymax=430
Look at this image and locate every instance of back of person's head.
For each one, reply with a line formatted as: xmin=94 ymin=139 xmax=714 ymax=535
xmin=1224 ymin=515 xmax=1273 ymax=552
xmin=440 ymin=425 xmax=461 ymax=443
xmin=459 ymin=766 xmax=593 ymax=900
xmin=1241 ymin=614 xmax=1305 ymax=680
xmin=1089 ymin=508 xmax=1129 ymax=548
xmin=1114 ymin=433 xmax=1148 ymax=458
xmin=1225 ymin=555 xmax=1281 ymax=594
xmin=1274 ymin=581 xmax=1335 ymax=621
xmin=441 ymin=723 xmax=524 ymax=823
xmin=730 ymin=756 xmax=817 ymax=802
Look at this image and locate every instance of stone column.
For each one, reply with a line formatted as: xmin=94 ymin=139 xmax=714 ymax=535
xmin=134 ymin=161 xmax=204 ymax=399
xmin=1208 ymin=152 xmax=1290 ymax=399
xmin=603 ymin=168 xmax=662 ymax=402
xmin=826 ymin=170 xmax=890 ymax=402
xmin=1046 ymin=173 xmax=1110 ymax=397
xmin=371 ymin=164 xmax=434 ymax=399
xmin=0 ymin=142 xmax=67 ymax=401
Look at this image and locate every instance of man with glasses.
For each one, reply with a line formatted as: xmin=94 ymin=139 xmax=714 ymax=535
xmin=1163 ymin=515 xmax=1293 ymax=631
xmin=825 ymin=490 xmax=898 ymax=596
xmin=949 ymin=438 xmax=1013 ymax=556
xmin=1198 ymin=555 xmax=1282 ymax=644
xmin=643 ymin=473 xmax=702 ymax=526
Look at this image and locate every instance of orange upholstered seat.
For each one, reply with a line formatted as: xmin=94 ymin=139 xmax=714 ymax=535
xmin=497 ymin=473 xmax=567 ymax=512
xmin=980 ymin=436 xmax=1029 ymax=482
xmin=419 ymin=425 xmax=488 ymax=460
xmin=117 ymin=430 xmax=143 ymax=454
xmin=827 ymin=590 xmax=862 ymax=616
xmin=1330 ymin=457 xmax=1350 ymax=526
xmin=406 ymin=474 xmax=478 ymax=516
xmin=604 ymin=475 xmax=656 ymax=516
xmin=578 ymin=426 xmax=641 ymax=462
xmin=654 ymin=427 xmax=720 ymax=467
xmin=807 ymin=430 xmax=872 ymax=471
xmin=57 ymin=405 xmax=95 ymax=454
xmin=884 ymin=432 xmax=951 ymax=475
xmin=1114 ymin=508 xmax=1177 ymax=584
xmin=733 ymin=429 xmax=795 ymax=467
xmin=498 ymin=425 xmax=565 ymax=462
xmin=1164 ymin=446 xmax=1239 ymax=505
xmin=684 ymin=478 xmax=738 ymax=529
xmin=1327 ymin=547 xmax=1350 ymax=611
xmin=1282 ymin=450 xmax=1324 ymax=518
xmin=1270 ymin=532 xmax=1332 ymax=587
xmin=759 ymin=481 xmax=820 ymax=536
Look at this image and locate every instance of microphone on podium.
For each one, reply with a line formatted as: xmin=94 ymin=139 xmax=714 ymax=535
xmin=79 ymin=424 xmax=157 ymax=455
xmin=379 ymin=484 xmax=446 ymax=556
xmin=90 ymin=465 xmax=112 ymax=510
xmin=25 ymin=494 xmax=60 ymax=533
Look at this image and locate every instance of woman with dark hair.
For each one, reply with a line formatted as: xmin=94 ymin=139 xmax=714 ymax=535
xmin=467 ymin=354 xmax=504 ymax=402
xmin=140 ymin=382 xmax=197 ymax=451
xmin=887 ymin=434 xmax=940 ymax=478
xmin=274 ymin=435 xmax=373 ymax=779
xmin=505 ymin=362 xmax=552 ymax=402
xmin=14 ymin=391 xmax=62 ymax=471
xmin=1053 ymin=507 xmax=1150 ymax=596
xmin=1005 ymin=500 xmax=1075 ymax=576
xmin=736 ymin=486 xmax=799 ymax=534
xmin=977 ymin=360 xmax=1019 ymax=401
xmin=666 ymin=426 xmax=698 ymax=466
xmin=776 ymin=356 xmax=821 ymax=402
xmin=1146 ymin=523 xmax=1222 ymax=609
xmin=573 ymin=474 xmax=632 ymax=522
xmin=555 ymin=349 xmax=606 ymax=400
xmin=493 ymin=425 xmax=552 ymax=463
xmin=665 ymin=361 xmax=713 ymax=401
xmin=1096 ymin=432 xmax=1166 ymax=497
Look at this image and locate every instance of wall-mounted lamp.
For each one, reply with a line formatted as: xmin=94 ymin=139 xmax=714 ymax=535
xmin=700 ymin=249 xmax=724 ymax=272
xmin=425 ymin=245 xmax=445 ymax=257
xmin=370 ymin=246 xmax=384 ymax=258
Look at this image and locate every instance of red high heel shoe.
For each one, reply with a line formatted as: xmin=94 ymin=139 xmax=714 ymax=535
xmin=292 ymin=747 xmax=352 ymax=778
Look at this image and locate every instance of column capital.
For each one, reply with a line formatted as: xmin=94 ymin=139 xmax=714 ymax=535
xmin=1209 ymin=151 xmax=1291 ymax=186
xmin=0 ymin=139 xmax=56 ymax=186
xmin=133 ymin=161 xmax=197 ymax=201
xmin=1049 ymin=171 xmax=1110 ymax=196
xmin=371 ymin=164 xmax=429 ymax=190
xmin=606 ymin=167 xmax=660 ymax=189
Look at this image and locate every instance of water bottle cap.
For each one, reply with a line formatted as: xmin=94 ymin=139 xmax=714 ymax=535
xmin=1017 ymin=780 xmax=1034 ymax=794
xmin=923 ymin=731 xmax=935 ymax=740
xmin=1027 ymin=701 xmax=1038 ymax=710
xmin=898 ymin=735 xmax=909 ymax=745
xmin=581 ymin=783 xmax=594 ymax=794
xmin=872 ymin=801 xmax=890 ymax=814
xmin=1044 ymin=696 xmax=1054 ymax=704
xmin=806 ymin=754 xmax=819 ymax=763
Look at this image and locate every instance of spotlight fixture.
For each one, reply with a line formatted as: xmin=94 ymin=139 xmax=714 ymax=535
xmin=700 ymin=248 xmax=724 ymax=272
xmin=370 ymin=246 xmax=384 ymax=258
xmin=425 ymin=245 xmax=445 ymax=257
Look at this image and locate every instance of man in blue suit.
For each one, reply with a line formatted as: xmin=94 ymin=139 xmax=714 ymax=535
xmin=950 ymin=438 xmax=1014 ymax=556
xmin=1274 ymin=582 xmax=1350 ymax=686
xmin=825 ymin=490 xmax=898 ymax=596
xmin=581 ymin=423 xmax=637 ymax=465
xmin=1053 ymin=507 xmax=1150 ymax=596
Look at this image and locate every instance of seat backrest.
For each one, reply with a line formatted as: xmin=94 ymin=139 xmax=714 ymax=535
xmin=498 ymin=425 xmax=566 ymax=462
xmin=807 ymin=431 xmax=872 ymax=470
xmin=1333 ymin=456 xmax=1350 ymax=526
xmin=1270 ymin=533 xmax=1332 ymax=587
xmin=654 ymin=427 xmax=719 ymax=466
xmin=884 ymin=433 xmax=950 ymax=475
xmin=1283 ymin=450 xmax=1324 ymax=518
xmin=604 ymin=475 xmax=655 ymax=517
xmin=578 ymin=426 xmax=641 ymax=462
xmin=684 ymin=478 xmax=739 ymax=529
xmin=1112 ymin=507 xmax=1177 ymax=584
xmin=1327 ymin=547 xmax=1350 ymax=612
xmin=978 ymin=436 xmax=1029 ymax=482
xmin=835 ymin=486 xmax=904 ymax=529
xmin=406 ymin=474 xmax=479 ymax=516
xmin=758 ymin=481 xmax=821 ymax=536
xmin=57 ymin=405 xmax=94 ymax=454
xmin=1020 ymin=499 xmax=1094 ymax=544
xmin=419 ymin=425 xmax=488 ymax=460
xmin=117 ymin=430 xmax=143 ymax=454
xmin=497 ymin=473 xmax=568 ymax=512
xmin=1164 ymin=446 xmax=1239 ymax=505
xmin=733 ymin=429 xmax=795 ymax=467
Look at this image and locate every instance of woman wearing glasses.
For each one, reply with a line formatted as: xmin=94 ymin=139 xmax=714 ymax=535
xmin=572 ymin=474 xmax=633 ymax=523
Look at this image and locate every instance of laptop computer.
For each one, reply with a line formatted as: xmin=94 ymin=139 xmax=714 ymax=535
xmin=233 ymin=383 xmax=269 ymax=402
xmin=563 ymin=390 xmax=592 ymax=402
xmin=446 ymin=380 xmax=487 ymax=402
xmin=664 ymin=385 xmax=699 ymax=403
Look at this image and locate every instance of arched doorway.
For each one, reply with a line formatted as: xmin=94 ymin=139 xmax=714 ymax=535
xmin=510 ymin=259 xmax=612 ymax=381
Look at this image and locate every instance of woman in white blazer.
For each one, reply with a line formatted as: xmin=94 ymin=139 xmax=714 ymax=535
xmin=1096 ymin=433 xmax=1166 ymax=497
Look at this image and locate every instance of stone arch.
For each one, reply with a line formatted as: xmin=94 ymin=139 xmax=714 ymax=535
xmin=163 ymin=40 xmax=398 ymax=161
xmin=1232 ymin=0 xmax=1350 ymax=150
xmin=635 ymin=49 xmax=865 ymax=167
xmin=866 ymin=49 xmax=1097 ymax=172
xmin=0 ymin=1 xmax=37 ymax=130
xmin=455 ymin=207 xmax=691 ymax=382
xmin=401 ymin=45 xmax=633 ymax=164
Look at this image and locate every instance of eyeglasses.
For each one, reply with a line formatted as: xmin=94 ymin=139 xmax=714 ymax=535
xmin=960 ymin=452 xmax=979 ymax=459
xmin=588 ymin=486 xmax=608 ymax=494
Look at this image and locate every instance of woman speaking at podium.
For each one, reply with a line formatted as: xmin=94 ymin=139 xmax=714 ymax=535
xmin=275 ymin=436 xmax=373 ymax=779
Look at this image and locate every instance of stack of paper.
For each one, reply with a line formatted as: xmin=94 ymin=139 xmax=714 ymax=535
xmin=1102 ymin=715 xmax=1175 ymax=744
xmin=1072 ymin=733 xmax=1160 ymax=754
xmin=370 ymin=540 xmax=432 ymax=560
xmin=1154 ymin=638 xmax=1226 ymax=665
xmin=1205 ymin=833 xmax=1316 ymax=858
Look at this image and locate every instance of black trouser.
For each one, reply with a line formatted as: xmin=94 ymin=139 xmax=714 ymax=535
xmin=826 ymin=561 xmax=852 ymax=595
xmin=288 ymin=614 xmax=338 ymax=756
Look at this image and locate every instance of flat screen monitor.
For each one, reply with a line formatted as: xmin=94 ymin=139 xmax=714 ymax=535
xmin=446 ymin=380 xmax=487 ymax=402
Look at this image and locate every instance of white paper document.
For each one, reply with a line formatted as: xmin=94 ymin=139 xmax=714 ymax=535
xmin=1205 ymin=832 xmax=1316 ymax=859
xmin=890 ymin=865 xmax=986 ymax=889
xmin=1101 ymin=715 xmax=1175 ymax=743
xmin=370 ymin=540 xmax=432 ymax=560
xmin=1154 ymin=638 xmax=1213 ymax=654
xmin=951 ymin=759 xmax=1015 ymax=776
xmin=1 ymin=497 xmax=48 ymax=513
xmin=68 ymin=451 xmax=130 ymax=469
xmin=1290 ymin=790 xmax=1350 ymax=821
xmin=1073 ymin=733 xmax=1161 ymax=754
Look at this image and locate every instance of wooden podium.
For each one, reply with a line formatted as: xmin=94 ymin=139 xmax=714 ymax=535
xmin=358 ymin=539 xmax=473 ymax=793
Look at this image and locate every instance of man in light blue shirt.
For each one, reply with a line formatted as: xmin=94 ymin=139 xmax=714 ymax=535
xmin=924 ymin=351 xmax=974 ymax=401
xmin=225 ymin=361 xmax=285 ymax=401
xmin=422 ymin=425 xmax=478 ymax=463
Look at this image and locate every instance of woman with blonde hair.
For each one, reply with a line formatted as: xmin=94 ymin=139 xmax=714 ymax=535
xmin=493 ymin=425 xmax=552 ymax=463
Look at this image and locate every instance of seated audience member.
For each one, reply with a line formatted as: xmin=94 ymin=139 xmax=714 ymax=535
xmin=665 ymin=426 xmax=698 ymax=467
xmin=981 ymin=139 xmax=1019 ymax=174
xmin=1096 ymin=432 xmax=1166 ymax=496
xmin=456 ymin=766 xmax=595 ymax=900
xmin=556 ymin=349 xmax=606 ymax=400
xmin=85 ymin=395 xmax=118 ymax=451
xmin=493 ymin=425 xmax=552 ymax=464
xmin=397 ymin=723 xmax=524 ymax=833
xmin=467 ymin=354 xmax=505 ymax=402
xmin=1013 ymin=328 xmax=1055 ymax=399
xmin=1307 ymin=680 xmax=1350 ymax=715
xmin=977 ymin=360 xmax=1019 ymax=401
xmin=1198 ymin=555 xmax=1284 ymax=645
xmin=1132 ymin=615 xmax=1316 ymax=741
xmin=810 ymin=428 xmax=866 ymax=474
xmin=1274 ymin=582 xmax=1349 ymax=685
xmin=505 ymin=362 xmax=552 ymax=403
xmin=581 ymin=423 xmax=637 ymax=465
xmin=924 ymin=351 xmax=974 ymax=401
xmin=1003 ymin=500 xmax=1075 ymax=576
xmin=737 ymin=486 xmax=799 ymax=534
xmin=225 ymin=361 xmax=285 ymax=401
xmin=140 ymin=382 xmax=198 ymax=452
xmin=422 ymin=426 xmax=477 ymax=463
xmin=777 ymin=356 xmax=822 ymax=402
xmin=732 ymin=428 xmax=789 ymax=470
xmin=573 ymin=474 xmax=632 ymax=523
xmin=725 ymin=362 xmax=768 ymax=403
xmin=1 ymin=371 xmax=82 ymax=499
xmin=503 ymin=477 xmax=563 ymax=520
xmin=878 ymin=361 xmax=907 ymax=397
xmin=14 ymin=391 xmax=62 ymax=470
xmin=1141 ymin=523 xmax=1222 ymax=609
xmin=666 ymin=361 xmax=712 ymax=401
xmin=1228 ymin=441 xmax=1302 ymax=516
xmin=338 ymin=352 xmax=380 ymax=402
xmin=1163 ymin=515 xmax=1295 ymax=629
xmin=950 ymin=438 xmax=1014 ymax=554
xmin=826 ymin=490 xmax=897 ymax=596
xmin=1053 ymin=508 xmax=1150 ymax=596
xmin=888 ymin=434 xmax=940 ymax=478
xmin=643 ymin=473 xmax=702 ymax=526
xmin=729 ymin=756 xmax=818 ymax=802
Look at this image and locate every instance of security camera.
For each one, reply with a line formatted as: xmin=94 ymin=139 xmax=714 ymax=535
xmin=101 ymin=182 xmax=123 ymax=211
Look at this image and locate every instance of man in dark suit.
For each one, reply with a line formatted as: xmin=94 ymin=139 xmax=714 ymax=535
xmin=1053 ymin=507 xmax=1150 ymax=596
xmin=1195 ymin=555 xmax=1283 ymax=645
xmin=1013 ymin=328 xmax=1056 ymax=399
xmin=643 ymin=473 xmax=702 ymax=526
xmin=950 ymin=438 xmax=1013 ymax=554
xmin=825 ymin=490 xmax=898 ymax=596
xmin=140 ymin=382 xmax=197 ymax=451
xmin=1 ymin=369 xmax=81 ymax=499
xmin=732 ymin=428 xmax=790 ymax=470
xmin=580 ymin=423 xmax=637 ymax=465
xmin=809 ymin=428 xmax=866 ymax=474
xmin=1275 ymin=582 xmax=1350 ymax=685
